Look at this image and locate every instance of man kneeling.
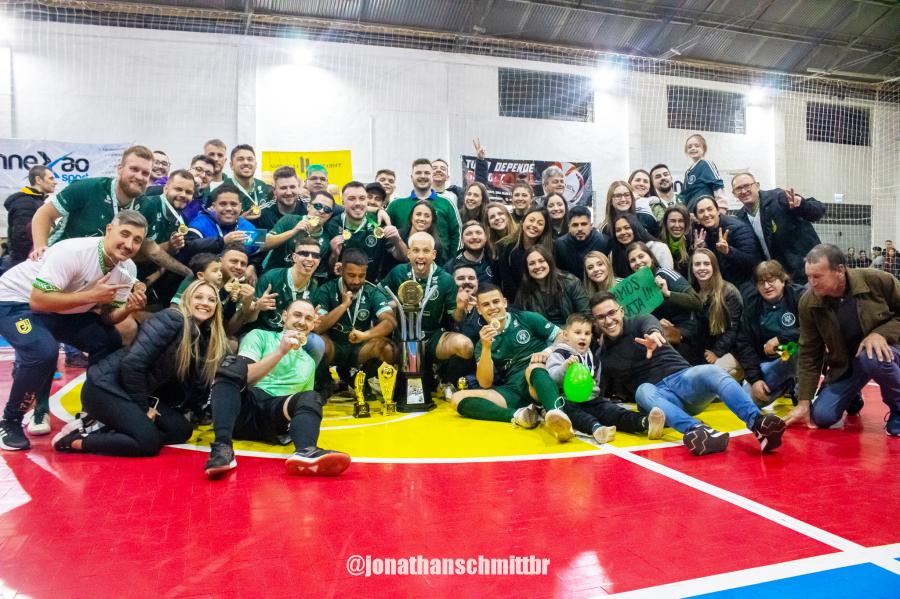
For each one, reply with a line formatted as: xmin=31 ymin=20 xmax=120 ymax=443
xmin=204 ymin=299 xmax=350 ymax=477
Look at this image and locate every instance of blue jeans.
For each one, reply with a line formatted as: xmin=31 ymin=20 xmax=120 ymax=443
xmin=742 ymin=354 xmax=797 ymax=405
xmin=0 ymin=302 xmax=121 ymax=423
xmin=812 ymin=345 xmax=900 ymax=428
xmin=304 ymin=333 xmax=325 ymax=366
xmin=635 ymin=364 xmax=761 ymax=434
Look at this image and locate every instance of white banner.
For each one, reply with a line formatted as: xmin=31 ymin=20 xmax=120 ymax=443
xmin=0 ymin=138 xmax=129 ymax=193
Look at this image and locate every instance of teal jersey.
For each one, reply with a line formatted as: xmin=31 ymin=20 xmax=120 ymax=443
xmin=254 ymin=267 xmax=318 ymax=331
xmin=137 ymin=194 xmax=184 ymax=243
xmin=322 ymin=214 xmax=388 ymax=274
xmin=50 ymin=177 xmax=149 ymax=244
xmin=682 ymin=159 xmax=724 ymax=210
xmin=311 ymin=279 xmax=392 ymax=344
xmin=475 ymin=309 xmax=559 ymax=377
xmin=223 ymin=174 xmax=275 ymax=213
xmin=380 ymin=263 xmax=457 ymax=334
xmin=238 ymin=328 xmax=315 ymax=397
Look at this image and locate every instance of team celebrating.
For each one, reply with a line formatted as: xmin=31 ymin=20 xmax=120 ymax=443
xmin=0 ymin=133 xmax=897 ymax=479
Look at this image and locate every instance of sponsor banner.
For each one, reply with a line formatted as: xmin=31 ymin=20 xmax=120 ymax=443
xmin=610 ymin=266 xmax=664 ymax=317
xmin=0 ymin=138 xmax=129 ymax=191
xmin=461 ymin=155 xmax=592 ymax=208
xmin=261 ymin=150 xmax=353 ymax=192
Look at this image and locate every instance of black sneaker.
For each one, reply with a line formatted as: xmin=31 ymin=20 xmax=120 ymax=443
xmin=0 ymin=420 xmax=30 ymax=451
xmin=52 ymin=425 xmax=86 ymax=453
xmin=204 ymin=442 xmax=237 ymax=478
xmin=682 ymin=425 xmax=729 ymax=456
xmin=64 ymin=353 xmax=89 ymax=369
xmin=752 ymin=413 xmax=786 ymax=453
xmin=885 ymin=412 xmax=900 ymax=437
xmin=285 ymin=447 xmax=351 ymax=476
xmin=847 ymin=394 xmax=865 ymax=416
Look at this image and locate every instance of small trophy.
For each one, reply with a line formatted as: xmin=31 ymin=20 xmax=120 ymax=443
xmin=457 ymin=377 xmax=468 ymax=391
xmin=378 ymin=362 xmax=397 ymax=415
xmin=353 ymin=370 xmax=370 ymax=418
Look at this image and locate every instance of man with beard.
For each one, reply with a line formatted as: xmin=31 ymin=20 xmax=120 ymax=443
xmin=263 ymin=190 xmax=336 ymax=279
xmin=387 ymin=159 xmax=461 ymax=254
xmin=381 ymin=232 xmax=473 ymax=387
xmin=223 ymin=144 xmax=274 ymax=221
xmin=450 ymin=264 xmax=483 ymax=345
xmin=648 ymin=164 xmax=679 ymax=221
xmin=311 ymin=249 xmax=396 ymax=382
xmin=29 ymin=145 xmax=191 ymax=278
xmin=204 ymin=299 xmax=351 ymax=478
xmin=0 ymin=211 xmax=148 ymax=451
xmin=731 ymin=172 xmax=825 ymax=285
xmin=324 ymin=182 xmax=404 ymax=278
xmin=692 ymin=196 xmax=764 ymax=296
xmin=182 ymin=154 xmax=217 ymax=222
xmin=257 ymin=166 xmax=306 ymax=230
xmin=444 ymin=221 xmax=495 ymax=285
xmin=150 ymin=150 xmax=170 ymax=186
xmin=554 ymin=206 xmax=609 ymax=279
xmin=204 ymin=139 xmax=228 ymax=188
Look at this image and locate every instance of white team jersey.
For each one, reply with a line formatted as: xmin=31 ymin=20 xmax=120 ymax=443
xmin=0 ymin=237 xmax=136 ymax=313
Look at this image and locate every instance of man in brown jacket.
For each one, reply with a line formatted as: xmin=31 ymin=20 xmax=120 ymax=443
xmin=785 ymin=244 xmax=900 ymax=435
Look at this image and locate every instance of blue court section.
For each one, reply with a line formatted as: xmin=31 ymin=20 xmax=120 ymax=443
xmin=688 ymin=563 xmax=900 ymax=599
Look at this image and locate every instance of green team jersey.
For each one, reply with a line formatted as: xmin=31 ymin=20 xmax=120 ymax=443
xmin=238 ymin=328 xmax=315 ymax=397
xmin=254 ymin=267 xmax=318 ymax=331
xmin=380 ymin=263 xmax=457 ymax=335
xmin=322 ymin=214 xmax=389 ymax=274
xmin=475 ymin=309 xmax=560 ymax=377
xmin=261 ymin=214 xmax=331 ymax=280
xmin=223 ymin=174 xmax=275 ymax=214
xmin=311 ymin=279 xmax=392 ymax=344
xmin=257 ymin=202 xmax=304 ymax=230
xmin=50 ymin=177 xmax=149 ymax=244
xmin=387 ymin=194 xmax=461 ymax=255
xmin=137 ymin=194 xmax=185 ymax=243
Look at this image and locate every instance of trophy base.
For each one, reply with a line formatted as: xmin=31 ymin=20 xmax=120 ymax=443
xmin=397 ymin=376 xmax=436 ymax=413
xmin=382 ymin=402 xmax=397 ymax=415
xmin=353 ymin=402 xmax=371 ymax=418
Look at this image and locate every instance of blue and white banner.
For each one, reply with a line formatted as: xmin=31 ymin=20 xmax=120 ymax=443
xmin=0 ymin=138 xmax=129 ymax=192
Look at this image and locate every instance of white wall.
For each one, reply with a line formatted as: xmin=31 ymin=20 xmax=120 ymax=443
xmin=2 ymin=19 xmax=897 ymax=242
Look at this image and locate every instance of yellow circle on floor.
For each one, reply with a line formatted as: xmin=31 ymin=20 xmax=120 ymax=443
xmin=56 ymin=379 xmax=792 ymax=460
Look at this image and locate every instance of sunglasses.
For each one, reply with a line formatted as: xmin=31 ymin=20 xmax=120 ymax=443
xmin=311 ymin=202 xmax=333 ymax=214
xmin=295 ymin=250 xmax=321 ymax=259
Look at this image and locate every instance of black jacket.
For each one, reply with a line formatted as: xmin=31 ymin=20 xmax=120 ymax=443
xmin=697 ymin=215 xmax=764 ymax=295
xmin=516 ymin=271 xmax=590 ymax=326
xmin=85 ymin=309 xmax=212 ymax=412
xmin=4 ymin=187 xmax=46 ymax=266
xmin=444 ymin=251 xmax=495 ymax=284
xmin=735 ymin=283 xmax=804 ymax=383
xmin=697 ymin=283 xmax=743 ymax=358
xmin=735 ymin=189 xmax=824 ymax=284
xmin=554 ymin=229 xmax=610 ymax=279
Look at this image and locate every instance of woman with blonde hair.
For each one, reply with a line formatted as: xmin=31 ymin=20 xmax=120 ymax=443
xmin=690 ymin=249 xmax=743 ymax=379
xmin=483 ymin=201 xmax=518 ymax=261
xmin=582 ymin=251 xmax=615 ymax=294
xmin=53 ymin=280 xmax=229 ymax=456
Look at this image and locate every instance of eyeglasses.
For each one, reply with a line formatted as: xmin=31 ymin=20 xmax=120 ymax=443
xmin=732 ymin=183 xmax=757 ymax=193
xmin=593 ymin=307 xmax=622 ymax=322
xmin=311 ymin=202 xmax=333 ymax=214
xmin=611 ymin=193 xmax=632 ymax=200
xmin=295 ymin=250 xmax=321 ymax=259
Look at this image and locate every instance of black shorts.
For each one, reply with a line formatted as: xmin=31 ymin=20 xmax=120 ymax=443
xmin=232 ymin=387 xmax=291 ymax=445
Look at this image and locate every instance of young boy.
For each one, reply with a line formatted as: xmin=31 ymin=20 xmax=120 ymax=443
xmin=543 ymin=314 xmax=666 ymax=444
xmin=169 ymin=253 xmax=223 ymax=306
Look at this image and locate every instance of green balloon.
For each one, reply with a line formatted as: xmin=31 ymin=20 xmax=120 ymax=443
xmin=563 ymin=362 xmax=593 ymax=403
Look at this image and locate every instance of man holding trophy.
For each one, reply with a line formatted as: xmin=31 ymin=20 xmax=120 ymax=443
xmin=312 ymin=249 xmax=397 ymax=416
xmin=381 ymin=232 xmax=474 ymax=411
xmin=204 ymin=299 xmax=351 ymax=478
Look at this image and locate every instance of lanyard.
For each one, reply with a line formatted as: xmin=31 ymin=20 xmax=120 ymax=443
xmin=109 ymin=179 xmax=136 ymax=216
xmin=287 ymin=269 xmax=310 ymax=301
xmin=236 ymin=180 xmax=260 ymax=208
xmin=342 ymin=214 xmax=367 ymax=237
xmin=340 ymin=279 xmax=366 ymax=328
xmin=411 ymin=263 xmax=436 ymax=332
xmin=160 ymin=196 xmax=185 ymax=227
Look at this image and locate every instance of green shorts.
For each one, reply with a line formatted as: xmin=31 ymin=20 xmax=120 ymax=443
xmin=494 ymin=368 xmax=533 ymax=410
xmin=332 ymin=339 xmax=361 ymax=369
xmin=422 ymin=329 xmax=445 ymax=364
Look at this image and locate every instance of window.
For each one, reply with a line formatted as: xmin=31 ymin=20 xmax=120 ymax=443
xmin=667 ymin=85 xmax=746 ymax=134
xmin=498 ymin=68 xmax=594 ymax=122
xmin=806 ymin=102 xmax=870 ymax=146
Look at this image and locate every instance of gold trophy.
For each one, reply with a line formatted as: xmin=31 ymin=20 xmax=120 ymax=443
xmin=378 ymin=362 xmax=397 ymax=415
xmin=353 ymin=370 xmax=370 ymax=418
xmin=387 ymin=280 xmax=434 ymax=412
xmin=457 ymin=377 xmax=468 ymax=391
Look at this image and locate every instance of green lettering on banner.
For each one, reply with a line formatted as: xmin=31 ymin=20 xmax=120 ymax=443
xmin=610 ymin=267 xmax=664 ymax=317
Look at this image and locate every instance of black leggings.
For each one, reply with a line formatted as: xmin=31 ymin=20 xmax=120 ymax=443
xmin=80 ymin=380 xmax=193 ymax=457
xmin=562 ymin=398 xmax=647 ymax=435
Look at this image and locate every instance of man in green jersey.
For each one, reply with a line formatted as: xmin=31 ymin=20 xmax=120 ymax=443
xmin=262 ymin=189 xmax=336 ymax=276
xmin=387 ymin=158 xmax=461 ymax=254
xmin=450 ymin=283 xmax=565 ymax=428
xmin=204 ymin=299 xmax=350 ymax=478
xmin=256 ymin=166 xmax=306 ymax=230
xmin=223 ymin=144 xmax=274 ymax=221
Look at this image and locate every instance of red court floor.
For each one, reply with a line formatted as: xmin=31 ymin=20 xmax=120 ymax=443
xmin=0 ymin=355 xmax=897 ymax=598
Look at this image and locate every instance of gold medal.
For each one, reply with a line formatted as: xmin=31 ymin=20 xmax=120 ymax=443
xmin=132 ymin=282 xmax=147 ymax=294
xmin=342 ymin=230 xmax=352 ymax=240
xmin=373 ymin=226 xmax=384 ymax=239
xmin=225 ymin=279 xmax=241 ymax=301
xmin=251 ymin=205 xmax=261 ymax=216
xmin=490 ymin=318 xmax=501 ymax=329
xmin=177 ymin=224 xmax=189 ymax=235
xmin=307 ymin=216 xmax=320 ymax=228
xmin=296 ymin=331 xmax=308 ymax=347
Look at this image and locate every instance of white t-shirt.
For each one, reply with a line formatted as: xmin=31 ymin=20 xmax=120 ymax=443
xmin=0 ymin=237 xmax=136 ymax=313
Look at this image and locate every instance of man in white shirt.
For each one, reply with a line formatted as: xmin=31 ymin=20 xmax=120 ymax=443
xmin=0 ymin=210 xmax=148 ymax=451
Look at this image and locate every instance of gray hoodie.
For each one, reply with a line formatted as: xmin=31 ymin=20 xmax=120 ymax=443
xmin=545 ymin=340 xmax=601 ymax=400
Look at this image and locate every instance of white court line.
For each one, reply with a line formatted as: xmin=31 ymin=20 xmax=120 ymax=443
xmin=606 ymin=544 xmax=900 ymax=598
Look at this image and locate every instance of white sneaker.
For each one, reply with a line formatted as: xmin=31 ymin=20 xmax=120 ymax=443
xmin=592 ymin=425 xmax=616 ymax=444
xmin=647 ymin=407 xmax=666 ymax=440
xmin=26 ymin=412 xmax=51 ymax=436
xmin=544 ymin=408 xmax=575 ymax=442
xmin=512 ymin=404 xmax=541 ymax=429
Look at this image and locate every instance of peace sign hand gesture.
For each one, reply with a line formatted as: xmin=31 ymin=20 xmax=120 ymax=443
xmin=715 ymin=227 xmax=730 ymax=255
xmin=787 ymin=187 xmax=803 ymax=209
